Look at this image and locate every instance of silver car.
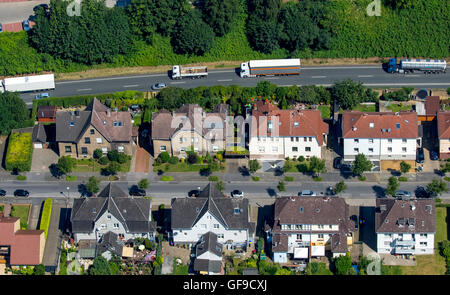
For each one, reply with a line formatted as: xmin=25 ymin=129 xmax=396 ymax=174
xmin=231 ymin=190 xmax=244 ymax=198
xmin=298 ymin=190 xmax=317 ymax=196
xmin=394 ymin=190 xmax=411 ymax=199
xmin=151 ymin=83 xmax=167 ymax=90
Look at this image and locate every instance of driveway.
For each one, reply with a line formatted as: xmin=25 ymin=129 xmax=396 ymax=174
xmin=31 ymin=148 xmax=59 ymax=172
xmin=134 ymin=147 xmax=150 ymax=173
xmin=0 ymin=0 xmax=48 ymax=24
xmin=161 ymin=255 xmax=173 ymax=275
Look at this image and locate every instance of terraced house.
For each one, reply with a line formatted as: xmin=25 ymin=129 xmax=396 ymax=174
xmin=151 ymin=104 xmax=228 ymax=158
xmin=265 ymin=196 xmax=355 ymax=263
xmin=341 ymin=111 xmax=419 ymax=162
xmin=437 ymin=111 xmax=450 ymax=159
xmin=56 ymin=98 xmax=133 ymax=158
xmin=249 ymin=100 xmax=328 ymax=160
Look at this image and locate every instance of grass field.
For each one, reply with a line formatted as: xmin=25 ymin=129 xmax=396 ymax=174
xmin=318 ymin=105 xmax=331 ymax=119
xmin=10 ymin=204 xmax=30 ymax=230
xmin=387 ymin=103 xmax=412 ymax=113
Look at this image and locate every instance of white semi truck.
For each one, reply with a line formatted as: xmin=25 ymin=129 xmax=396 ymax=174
xmin=0 ymin=74 xmax=55 ymax=93
xmin=171 ymin=65 xmax=208 ymax=79
xmin=240 ymin=59 xmax=301 ymax=78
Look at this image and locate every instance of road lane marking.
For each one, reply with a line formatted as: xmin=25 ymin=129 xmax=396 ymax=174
xmin=217 ymin=79 xmax=233 ymax=82
xmin=76 ymin=88 xmax=92 ymax=91
xmin=358 ymin=75 xmax=374 ymax=78
xmin=123 ymin=84 xmax=139 ymax=88
xmin=311 ymin=76 xmax=326 ymax=78
xmin=264 ymin=77 xmax=279 ymax=80
xmin=170 ymin=81 xmax=186 ymax=84
xmin=303 ymin=66 xmax=379 ymax=70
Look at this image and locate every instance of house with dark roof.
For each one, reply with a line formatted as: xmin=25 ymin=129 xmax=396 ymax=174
xmin=249 ymin=100 xmax=328 ymax=160
xmin=32 ymin=123 xmax=55 ymax=149
xmin=0 ymin=216 xmax=45 ymax=266
xmin=341 ymin=111 xmax=419 ymax=162
xmin=375 ymin=198 xmax=435 ymax=255
xmin=265 ymin=196 xmax=354 ymax=263
xmin=171 ymin=183 xmax=255 ymax=250
xmin=437 ymin=111 xmax=450 ymax=159
xmin=151 ymin=104 xmax=228 ymax=158
xmin=56 ymin=98 xmax=133 ymax=158
xmin=37 ymin=105 xmax=57 ymax=123
xmin=193 ymin=232 xmax=223 ymax=275
xmin=70 ymin=183 xmax=156 ymax=243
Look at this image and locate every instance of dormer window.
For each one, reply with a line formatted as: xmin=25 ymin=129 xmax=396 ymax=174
xmin=294 ymin=122 xmax=299 ymax=127
xmin=234 ymin=208 xmax=240 ymax=214
xmin=92 ymin=208 xmax=96 ymax=214
xmin=369 ymin=123 xmax=374 ymax=128
xmin=70 ymin=121 xmax=74 ymax=127
xmin=396 ymin=123 xmax=401 ymax=129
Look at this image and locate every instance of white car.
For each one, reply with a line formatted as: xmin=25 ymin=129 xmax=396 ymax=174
xmin=231 ymin=190 xmax=244 ymax=198
xmin=298 ymin=190 xmax=316 ymax=197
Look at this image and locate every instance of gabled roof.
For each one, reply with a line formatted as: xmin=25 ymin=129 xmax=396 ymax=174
xmin=196 ymin=232 xmax=223 ymax=258
xmin=437 ymin=111 xmax=450 ymax=139
xmin=425 ymin=96 xmax=441 ymax=116
xmin=193 ymin=259 xmax=222 ymax=273
xmin=151 ymin=104 xmax=228 ymax=140
xmin=71 ymin=183 xmax=155 ymax=234
xmin=342 ymin=111 xmax=418 ymax=139
xmin=171 ymin=183 xmax=252 ymax=231
xmin=56 ymin=98 xmax=132 ymax=143
xmin=96 ymin=231 xmax=123 ymax=257
xmin=32 ymin=123 xmax=55 ymax=143
xmin=37 ymin=105 xmax=56 ymax=118
xmin=250 ymin=100 xmax=328 ymax=144
xmin=375 ymin=199 xmax=435 ymax=233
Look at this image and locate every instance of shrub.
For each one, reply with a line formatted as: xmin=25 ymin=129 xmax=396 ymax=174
xmin=5 ymin=133 xmax=33 ymax=172
xmin=158 ymin=152 xmax=170 ymax=163
xmin=252 ymin=176 xmax=260 ymax=181
xmin=313 ymin=176 xmax=322 ymax=182
xmin=98 ymin=156 xmax=109 ymax=165
xmin=187 ymin=153 xmax=198 ymax=164
xmin=359 ymin=176 xmax=367 ymax=181
xmin=398 ymin=176 xmax=408 ymax=182
xmin=168 ymin=156 xmax=179 ymax=164
xmin=284 ymin=176 xmax=294 ymax=182
xmin=444 ymin=177 xmax=450 ymax=182
xmin=107 ymin=150 xmax=120 ymax=162
xmin=66 ymin=175 xmax=77 ymax=181
xmin=117 ymin=153 xmax=129 ymax=164
xmin=298 ymin=156 xmax=305 ymax=162
xmin=161 ymin=176 xmax=173 ymax=181
xmin=93 ymin=149 xmax=102 ymax=159
xmin=17 ymin=175 xmax=27 ymax=181
xmin=277 ymin=181 xmax=286 ymax=191
xmin=39 ymin=198 xmax=52 ymax=239
xmin=208 ymin=176 xmax=219 ymax=181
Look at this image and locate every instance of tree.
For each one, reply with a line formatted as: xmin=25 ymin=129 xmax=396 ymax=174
xmin=158 ymin=151 xmax=170 ymax=163
xmin=246 ymin=17 xmax=280 ymax=53
xmin=93 ymin=149 xmax=102 ymax=159
xmin=98 ymin=156 xmax=109 ymax=165
xmin=400 ymin=161 xmax=411 ymax=174
xmin=386 ymin=176 xmax=399 ymax=196
xmin=248 ymin=159 xmax=261 ymax=174
xmin=31 ymin=0 xmax=131 ymax=65
xmin=334 ymin=181 xmax=347 ymax=195
xmin=0 ymin=92 xmax=31 ymax=135
xmin=33 ymin=264 xmax=45 ymax=275
xmin=187 ymin=152 xmax=198 ymax=164
xmin=57 ymin=156 xmax=75 ymax=175
xmin=171 ymin=10 xmax=215 ymax=56
xmin=426 ymin=179 xmax=448 ymax=197
xmin=215 ymin=180 xmax=225 ymax=193
xmin=200 ymin=0 xmax=242 ymax=36
xmin=89 ymin=256 xmax=111 ymax=275
xmin=309 ymin=156 xmax=326 ymax=177
xmin=107 ymin=150 xmax=119 ymax=162
xmin=330 ymin=79 xmax=378 ymax=110
xmin=352 ymin=154 xmax=373 ymax=176
xmin=256 ymin=81 xmax=277 ymax=98
xmin=138 ymin=178 xmax=149 ymax=189
xmin=86 ymin=176 xmax=100 ymax=195
xmin=105 ymin=161 xmax=121 ymax=175
xmin=385 ymin=0 xmax=416 ymax=10
xmin=334 ymin=252 xmax=353 ymax=275
xmin=277 ymin=181 xmax=286 ymax=192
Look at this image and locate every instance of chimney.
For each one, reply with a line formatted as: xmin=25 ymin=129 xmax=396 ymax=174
xmin=107 ymin=110 xmax=111 ymax=117
xmin=411 ymin=205 xmax=416 ymax=211
xmin=75 ymin=110 xmax=80 ymax=117
xmin=352 ymin=126 xmax=357 ymax=131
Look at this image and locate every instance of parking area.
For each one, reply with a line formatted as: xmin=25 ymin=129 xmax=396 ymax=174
xmin=0 ymin=0 xmax=47 ymax=25
xmin=30 ymin=148 xmax=59 ymax=172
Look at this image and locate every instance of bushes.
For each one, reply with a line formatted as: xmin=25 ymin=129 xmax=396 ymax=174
xmin=5 ymin=133 xmax=33 ymax=172
xmin=382 ymin=87 xmax=414 ymax=101
xmin=39 ymin=198 xmax=52 ymax=239
xmin=208 ymin=176 xmax=219 ymax=181
xmin=161 ymin=176 xmax=173 ymax=181
xmin=98 ymin=156 xmax=109 ymax=165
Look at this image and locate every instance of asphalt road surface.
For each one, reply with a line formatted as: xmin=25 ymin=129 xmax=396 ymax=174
xmin=0 ymin=0 xmax=49 ymax=24
xmin=21 ymin=65 xmax=450 ymax=105
xmin=0 ymin=180 xmax=447 ymax=200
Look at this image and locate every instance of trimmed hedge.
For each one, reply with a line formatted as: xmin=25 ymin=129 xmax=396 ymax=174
xmin=39 ymin=198 xmax=52 ymax=239
xmin=5 ymin=133 xmax=33 ymax=172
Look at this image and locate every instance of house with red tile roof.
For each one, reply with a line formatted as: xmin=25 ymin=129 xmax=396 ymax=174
xmin=341 ymin=111 xmax=419 ymax=162
xmin=0 ymin=216 xmax=45 ymax=266
xmin=249 ymin=100 xmax=328 ymax=160
xmin=437 ymin=111 xmax=450 ymax=159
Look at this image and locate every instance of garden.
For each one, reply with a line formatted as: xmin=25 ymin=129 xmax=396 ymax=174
xmin=5 ymin=132 xmax=33 ymax=172
xmin=10 ymin=204 xmax=31 ymax=230
xmin=153 ymin=150 xmax=225 ymax=174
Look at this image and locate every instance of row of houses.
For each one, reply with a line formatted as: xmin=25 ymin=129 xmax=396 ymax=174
xmin=150 ymin=97 xmax=450 ymax=163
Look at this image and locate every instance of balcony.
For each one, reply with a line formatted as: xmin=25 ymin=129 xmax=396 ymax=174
xmin=395 ymin=247 xmax=415 ymax=254
xmin=395 ymin=240 xmax=415 ymax=246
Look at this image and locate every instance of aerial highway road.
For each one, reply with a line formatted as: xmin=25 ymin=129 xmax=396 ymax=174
xmin=20 ymin=64 xmax=450 ymax=104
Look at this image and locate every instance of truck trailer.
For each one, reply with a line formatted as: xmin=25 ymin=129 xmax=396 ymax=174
xmin=0 ymin=74 xmax=55 ymax=93
xmin=240 ymin=59 xmax=301 ymax=78
xmin=171 ymin=65 xmax=208 ymax=79
xmin=387 ymin=58 xmax=447 ymax=74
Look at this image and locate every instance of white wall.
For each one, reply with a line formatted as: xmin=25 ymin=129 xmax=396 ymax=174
xmin=249 ymin=135 xmax=322 ymax=160
xmin=284 ymin=136 xmax=321 ymax=159
xmin=376 ymin=232 xmax=434 ymax=255
xmin=343 ymin=138 xmax=417 ymax=161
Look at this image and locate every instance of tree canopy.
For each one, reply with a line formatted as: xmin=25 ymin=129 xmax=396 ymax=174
xmin=200 ymin=0 xmax=243 ymax=36
xmin=352 ymin=154 xmax=373 ymax=176
xmin=330 ymin=79 xmax=378 ymax=110
xmin=0 ymin=92 xmax=31 ymax=135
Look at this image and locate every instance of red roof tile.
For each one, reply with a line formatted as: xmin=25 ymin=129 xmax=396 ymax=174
xmin=437 ymin=111 xmax=450 ymax=139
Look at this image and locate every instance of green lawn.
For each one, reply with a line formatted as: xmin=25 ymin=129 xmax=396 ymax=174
xmin=153 ymin=162 xmax=223 ymax=172
xmin=172 ymin=260 xmax=189 ymax=275
xmin=5 ymin=133 xmax=33 ymax=172
xmin=72 ymin=158 xmax=131 ymax=173
xmin=353 ymin=104 xmax=376 ymax=112
xmin=387 ymin=103 xmax=412 ymax=113
xmin=10 ymin=204 xmax=30 ymax=230
xmin=435 ymin=207 xmax=448 ymax=247
xmin=318 ymin=105 xmax=331 ymax=119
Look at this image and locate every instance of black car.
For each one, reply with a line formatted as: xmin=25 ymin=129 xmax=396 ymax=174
xmin=129 ymin=185 xmax=146 ymax=196
xmin=333 ymin=157 xmax=342 ymax=169
xmin=416 ymin=148 xmax=425 ymax=163
xmin=350 ymin=215 xmax=359 ymax=230
xmin=33 ymin=4 xmax=49 ymax=12
xmin=188 ymin=189 xmax=200 ymax=198
xmin=430 ymin=150 xmax=439 ymax=161
xmin=0 ymin=189 xmax=6 ymax=196
xmin=415 ymin=186 xmax=429 ymax=198
xmin=14 ymin=189 xmax=29 ymax=197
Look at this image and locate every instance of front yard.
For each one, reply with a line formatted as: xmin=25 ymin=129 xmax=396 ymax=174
xmin=71 ymin=157 xmax=131 ymax=173
xmin=5 ymin=133 xmax=33 ymax=172
xmin=10 ymin=204 xmax=30 ymax=230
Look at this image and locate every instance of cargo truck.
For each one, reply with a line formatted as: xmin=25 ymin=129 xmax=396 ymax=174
xmin=240 ymin=59 xmax=301 ymax=78
xmin=387 ymin=58 xmax=447 ymax=74
xmin=0 ymin=74 xmax=55 ymax=93
xmin=171 ymin=65 xmax=208 ymax=79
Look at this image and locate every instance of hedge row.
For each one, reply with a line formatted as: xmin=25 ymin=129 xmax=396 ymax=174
xmin=5 ymin=133 xmax=33 ymax=172
xmin=39 ymin=198 xmax=53 ymax=239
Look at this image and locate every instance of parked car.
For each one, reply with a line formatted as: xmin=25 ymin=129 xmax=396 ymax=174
xmin=33 ymin=4 xmax=49 ymax=12
xmin=35 ymin=92 xmax=49 ymax=99
xmin=14 ymin=189 xmax=29 ymax=197
xmin=416 ymin=148 xmax=424 ymax=163
xmin=394 ymin=190 xmax=411 ymax=199
xmin=350 ymin=215 xmax=359 ymax=230
xmin=298 ymin=190 xmax=316 ymax=197
xmin=415 ymin=186 xmax=430 ymax=198
xmin=231 ymin=190 xmax=244 ymax=198
xmin=430 ymin=150 xmax=439 ymax=161
xmin=151 ymin=83 xmax=166 ymax=90
xmin=188 ymin=189 xmax=200 ymax=198
xmin=0 ymin=23 xmax=3 ymax=33
xmin=0 ymin=189 xmax=6 ymax=196
xmin=22 ymin=20 xmax=31 ymax=31
xmin=333 ymin=157 xmax=342 ymax=169
xmin=326 ymin=186 xmax=335 ymax=196
xmin=129 ymin=185 xmax=146 ymax=196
